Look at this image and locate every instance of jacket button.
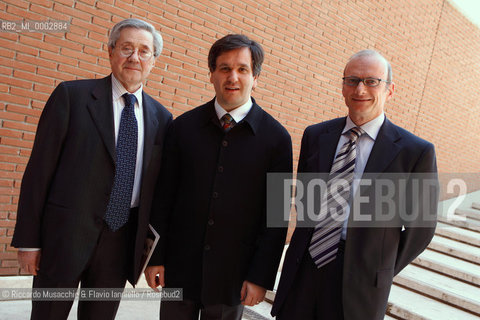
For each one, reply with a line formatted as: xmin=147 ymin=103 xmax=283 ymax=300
xmin=213 ymin=192 xmax=218 ymax=198
xmin=222 ymin=140 xmax=228 ymax=147
xmin=208 ymin=219 xmax=214 ymax=226
xmin=218 ymin=166 xmax=223 ymax=173
xmin=204 ymin=244 xmax=211 ymax=251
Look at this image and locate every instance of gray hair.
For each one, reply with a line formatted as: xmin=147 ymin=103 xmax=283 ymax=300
xmin=346 ymin=49 xmax=393 ymax=83
xmin=108 ymin=18 xmax=163 ymax=57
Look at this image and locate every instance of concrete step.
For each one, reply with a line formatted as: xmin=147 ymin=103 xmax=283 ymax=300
xmin=455 ymin=208 xmax=480 ymax=222
xmin=472 ymin=202 xmax=480 ymax=211
xmin=413 ymin=249 xmax=480 ymax=285
xmin=387 ymin=285 xmax=479 ymax=320
xmin=435 ymin=221 xmax=480 ymax=247
xmin=437 ymin=215 xmax=480 ymax=232
xmin=394 ymin=264 xmax=480 ymax=315
xmin=428 ymin=235 xmax=480 ymax=264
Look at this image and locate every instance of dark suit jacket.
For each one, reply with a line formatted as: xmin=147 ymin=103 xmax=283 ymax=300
xmin=149 ymin=98 xmax=292 ymax=306
xmin=272 ymin=117 xmax=438 ymax=320
xmin=11 ymin=75 xmax=172 ymax=285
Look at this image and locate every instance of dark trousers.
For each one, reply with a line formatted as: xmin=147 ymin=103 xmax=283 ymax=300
xmin=31 ymin=210 xmax=138 ymax=320
xmin=160 ymin=299 xmax=244 ymax=320
xmin=276 ymin=240 xmax=345 ymax=320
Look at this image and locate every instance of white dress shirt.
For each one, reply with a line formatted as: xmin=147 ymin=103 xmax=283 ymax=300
xmin=337 ymin=113 xmax=386 ymax=239
xmin=214 ymin=98 xmax=253 ymax=125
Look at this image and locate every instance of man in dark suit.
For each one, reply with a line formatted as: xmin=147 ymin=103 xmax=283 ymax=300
xmin=11 ymin=18 xmax=172 ymax=319
xmin=271 ymin=50 xmax=438 ymax=320
xmin=145 ymin=34 xmax=292 ymax=320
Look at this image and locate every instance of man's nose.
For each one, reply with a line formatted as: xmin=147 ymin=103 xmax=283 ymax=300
xmin=355 ymin=81 xmax=367 ymax=93
xmin=127 ymin=49 xmax=141 ymax=62
xmin=227 ymin=70 xmax=239 ymax=82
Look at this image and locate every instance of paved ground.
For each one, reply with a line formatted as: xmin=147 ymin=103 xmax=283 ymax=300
xmin=0 ymin=275 xmax=275 ymax=320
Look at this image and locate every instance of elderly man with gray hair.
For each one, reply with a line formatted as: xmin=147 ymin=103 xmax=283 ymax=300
xmin=11 ymin=18 xmax=172 ymax=319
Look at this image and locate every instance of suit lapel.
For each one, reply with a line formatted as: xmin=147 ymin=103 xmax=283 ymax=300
xmin=141 ymin=93 xmax=159 ymax=176
xmin=312 ymin=116 xmax=401 ymax=179
xmin=345 ymin=118 xmax=402 ymax=250
xmin=317 ymin=118 xmax=346 ymax=173
xmin=88 ymin=76 xmax=116 ymax=163
xmin=363 ymin=117 xmax=402 ymax=176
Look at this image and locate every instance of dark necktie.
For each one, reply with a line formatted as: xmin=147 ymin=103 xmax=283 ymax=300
xmin=222 ymin=113 xmax=236 ymax=131
xmin=309 ymin=126 xmax=364 ymax=268
xmin=104 ymin=93 xmax=138 ymax=231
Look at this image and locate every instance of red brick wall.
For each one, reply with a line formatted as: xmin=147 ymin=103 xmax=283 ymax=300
xmin=1 ymin=0 xmax=479 ymax=275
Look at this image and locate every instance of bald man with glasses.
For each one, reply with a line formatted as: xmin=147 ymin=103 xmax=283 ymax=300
xmin=272 ymin=50 xmax=438 ymax=320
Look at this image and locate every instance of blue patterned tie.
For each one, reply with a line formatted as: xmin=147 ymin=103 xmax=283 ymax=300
xmin=104 ymin=93 xmax=138 ymax=231
xmin=309 ymin=127 xmax=364 ymax=268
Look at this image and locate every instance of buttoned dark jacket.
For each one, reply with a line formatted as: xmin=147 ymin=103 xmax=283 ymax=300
xmin=11 ymin=76 xmax=172 ymax=285
xmin=149 ymin=98 xmax=292 ymax=306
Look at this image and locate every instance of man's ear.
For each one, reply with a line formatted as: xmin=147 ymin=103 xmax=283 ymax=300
xmin=252 ymin=75 xmax=259 ymax=90
xmin=386 ymin=82 xmax=395 ymax=100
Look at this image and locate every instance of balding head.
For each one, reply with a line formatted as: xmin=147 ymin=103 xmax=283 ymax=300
xmin=345 ymin=50 xmax=392 ymax=84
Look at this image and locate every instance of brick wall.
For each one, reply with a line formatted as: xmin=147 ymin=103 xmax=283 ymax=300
xmin=1 ymin=0 xmax=479 ymax=275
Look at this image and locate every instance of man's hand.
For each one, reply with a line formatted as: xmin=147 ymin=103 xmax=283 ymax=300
xmin=145 ymin=265 xmax=165 ymax=292
xmin=18 ymin=250 xmax=41 ymax=276
xmin=240 ymin=280 xmax=266 ymax=306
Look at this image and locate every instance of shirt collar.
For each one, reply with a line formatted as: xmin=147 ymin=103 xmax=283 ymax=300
xmin=214 ymin=98 xmax=253 ymax=123
xmin=111 ymin=74 xmax=143 ymax=108
xmin=343 ymin=113 xmax=385 ymax=140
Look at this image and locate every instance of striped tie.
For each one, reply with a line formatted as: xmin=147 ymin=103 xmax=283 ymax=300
xmin=309 ymin=126 xmax=364 ymax=268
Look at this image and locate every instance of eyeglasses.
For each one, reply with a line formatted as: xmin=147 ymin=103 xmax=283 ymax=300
xmin=115 ymin=45 xmax=153 ymax=61
xmin=342 ymin=77 xmax=390 ymax=87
